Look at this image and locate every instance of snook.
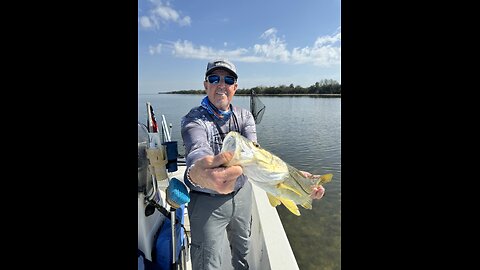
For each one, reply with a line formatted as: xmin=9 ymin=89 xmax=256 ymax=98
xmin=221 ymin=131 xmax=332 ymax=216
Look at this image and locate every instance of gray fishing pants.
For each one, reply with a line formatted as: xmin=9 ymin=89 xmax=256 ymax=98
xmin=188 ymin=180 xmax=253 ymax=270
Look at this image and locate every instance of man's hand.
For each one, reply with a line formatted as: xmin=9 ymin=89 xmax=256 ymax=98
xmin=189 ymin=152 xmax=243 ymax=194
xmin=300 ymin=170 xmax=326 ymax=200
xmin=310 ymin=185 xmax=325 ymax=199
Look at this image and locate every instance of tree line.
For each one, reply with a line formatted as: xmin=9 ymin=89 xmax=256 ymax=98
xmin=163 ymin=79 xmax=341 ymax=95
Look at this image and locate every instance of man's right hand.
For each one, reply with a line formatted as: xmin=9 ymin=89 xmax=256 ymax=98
xmin=189 ymin=152 xmax=243 ymax=194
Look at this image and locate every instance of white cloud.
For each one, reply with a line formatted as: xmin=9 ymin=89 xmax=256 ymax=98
xmin=150 ymin=27 xmax=341 ymax=66
xmin=169 ymin=40 xmax=249 ymax=60
xmin=178 ymin=16 xmax=191 ymax=26
xmin=149 ymin=44 xmax=163 ymax=55
xmin=260 ymin=28 xmax=277 ymax=39
xmin=254 ymin=28 xmax=290 ymax=62
xmin=154 ymin=5 xmax=179 ymax=21
xmin=314 ymin=32 xmax=341 ymax=47
xmin=139 ymin=0 xmax=191 ymax=29
xmin=139 ymin=16 xmax=153 ymax=28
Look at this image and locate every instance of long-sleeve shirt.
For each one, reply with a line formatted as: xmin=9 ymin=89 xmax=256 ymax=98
xmin=181 ymin=104 xmax=257 ymax=194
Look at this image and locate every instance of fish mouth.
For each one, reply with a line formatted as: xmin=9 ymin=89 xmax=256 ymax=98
xmin=222 ymin=132 xmax=254 ymax=163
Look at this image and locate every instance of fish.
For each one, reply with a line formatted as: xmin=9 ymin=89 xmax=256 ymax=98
xmin=221 ymin=131 xmax=332 ymax=216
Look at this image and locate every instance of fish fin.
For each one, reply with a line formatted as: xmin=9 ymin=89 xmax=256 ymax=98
xmin=301 ymin=197 xmax=313 ymax=210
xmin=278 ymin=198 xmax=301 ymax=216
xmin=319 ymin=173 xmax=333 ymax=185
xmin=266 ymin=192 xmax=281 ymax=207
xmin=277 ymin=183 xmax=302 ymax=196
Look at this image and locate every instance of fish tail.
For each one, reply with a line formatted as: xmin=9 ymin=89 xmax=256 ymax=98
xmin=315 ymin=173 xmax=333 ymax=185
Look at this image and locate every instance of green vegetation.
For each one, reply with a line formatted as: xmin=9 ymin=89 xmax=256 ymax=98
xmin=161 ymin=79 xmax=341 ymax=96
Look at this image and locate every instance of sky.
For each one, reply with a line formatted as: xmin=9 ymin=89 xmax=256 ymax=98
xmin=138 ymin=0 xmax=341 ymax=94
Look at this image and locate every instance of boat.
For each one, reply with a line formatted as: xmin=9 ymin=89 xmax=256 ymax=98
xmin=138 ymin=95 xmax=301 ymax=269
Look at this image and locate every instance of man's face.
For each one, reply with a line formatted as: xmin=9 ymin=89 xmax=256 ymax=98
xmin=204 ymin=69 xmax=237 ymax=111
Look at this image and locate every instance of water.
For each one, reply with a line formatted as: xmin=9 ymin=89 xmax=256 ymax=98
xmin=139 ymin=94 xmax=341 ymax=270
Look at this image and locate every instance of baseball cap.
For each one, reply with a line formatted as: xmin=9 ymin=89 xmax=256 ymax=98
xmin=205 ymin=59 xmax=238 ymax=79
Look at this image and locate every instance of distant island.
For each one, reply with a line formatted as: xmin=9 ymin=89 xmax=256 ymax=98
xmin=160 ymin=79 xmax=341 ymax=97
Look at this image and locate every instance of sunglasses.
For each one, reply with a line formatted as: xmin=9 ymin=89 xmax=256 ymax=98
xmin=206 ymin=74 xmax=236 ymax=85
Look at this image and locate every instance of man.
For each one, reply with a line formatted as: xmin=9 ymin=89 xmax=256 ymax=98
xmin=181 ymin=59 xmax=325 ymax=270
